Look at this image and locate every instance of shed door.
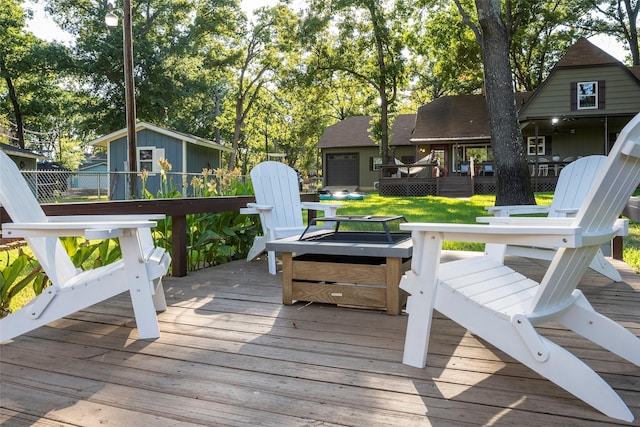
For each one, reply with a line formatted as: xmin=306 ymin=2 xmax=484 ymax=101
xmin=326 ymin=153 xmax=359 ymax=187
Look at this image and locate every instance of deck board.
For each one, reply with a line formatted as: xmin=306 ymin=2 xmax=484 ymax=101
xmin=1 ymin=252 xmax=639 ymax=426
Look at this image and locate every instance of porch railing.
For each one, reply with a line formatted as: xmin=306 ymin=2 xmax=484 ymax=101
xmin=1 ymin=195 xmax=320 ymax=277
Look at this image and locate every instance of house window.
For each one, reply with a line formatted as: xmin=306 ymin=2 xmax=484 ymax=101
xmin=571 ymin=80 xmax=605 ymax=110
xmin=370 ymin=156 xmax=382 ymax=170
xmin=527 ymin=136 xmax=546 ymax=156
xmin=577 ymin=81 xmax=597 ymax=109
xmin=138 ymin=147 xmax=165 ymax=173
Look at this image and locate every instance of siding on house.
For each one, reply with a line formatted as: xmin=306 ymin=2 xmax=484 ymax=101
xmin=520 ymin=66 xmax=640 ymax=119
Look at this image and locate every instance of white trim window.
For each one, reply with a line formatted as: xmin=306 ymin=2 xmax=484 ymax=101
xmin=577 ymin=81 xmax=597 ymax=109
xmin=527 ymin=136 xmax=545 ymax=156
xmin=138 ymin=146 xmax=165 ymax=173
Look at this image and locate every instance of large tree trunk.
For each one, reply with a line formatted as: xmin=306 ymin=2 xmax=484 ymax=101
xmin=475 ymin=0 xmax=535 ymax=206
xmin=4 ymin=75 xmax=25 ymax=149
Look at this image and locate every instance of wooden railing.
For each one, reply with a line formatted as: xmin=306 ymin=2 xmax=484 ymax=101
xmin=2 ymin=194 xmax=633 ymax=274
xmin=1 ymin=194 xmax=319 ymax=277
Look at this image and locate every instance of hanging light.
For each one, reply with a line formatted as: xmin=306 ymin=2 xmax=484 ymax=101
xmin=105 ymin=11 xmax=119 ymax=27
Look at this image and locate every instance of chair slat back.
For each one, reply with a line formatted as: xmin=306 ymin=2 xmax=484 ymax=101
xmin=531 ymin=114 xmax=640 ymax=312
xmin=548 ymin=156 xmax=607 ymax=217
xmin=0 ymin=151 xmax=77 ymax=288
xmin=250 ymin=161 xmax=303 ymax=229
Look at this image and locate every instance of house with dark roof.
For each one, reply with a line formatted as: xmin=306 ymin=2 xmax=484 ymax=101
xmin=317 ymin=114 xmax=416 ymax=190
xmin=517 ymin=37 xmax=640 ymax=164
xmin=318 ymin=37 xmax=639 ymax=195
xmin=388 ymin=37 xmax=638 ymax=196
xmin=89 ymin=121 xmax=233 ymax=199
xmin=410 ymin=38 xmax=640 ymax=177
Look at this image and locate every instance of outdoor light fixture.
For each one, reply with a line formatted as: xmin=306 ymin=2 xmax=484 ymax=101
xmin=105 ymin=10 xmax=118 ymax=27
xmin=105 ymin=1 xmax=138 ymax=199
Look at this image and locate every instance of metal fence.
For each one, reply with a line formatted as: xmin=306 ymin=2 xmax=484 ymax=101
xmin=19 ymin=170 xmax=325 ymax=203
xmin=20 ymin=170 xmax=113 ymax=203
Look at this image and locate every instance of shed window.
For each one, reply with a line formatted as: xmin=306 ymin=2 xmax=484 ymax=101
xmin=138 ymin=147 xmax=165 ymax=173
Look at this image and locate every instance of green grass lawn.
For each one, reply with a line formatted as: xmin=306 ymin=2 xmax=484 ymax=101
xmin=330 ymin=193 xmax=639 ymax=271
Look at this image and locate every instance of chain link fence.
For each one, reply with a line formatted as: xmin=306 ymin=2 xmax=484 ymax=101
xmin=16 ymin=170 xmax=324 ymax=204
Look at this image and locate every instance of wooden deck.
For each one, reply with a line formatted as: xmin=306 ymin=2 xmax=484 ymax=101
xmin=1 ymin=252 xmax=639 ymax=426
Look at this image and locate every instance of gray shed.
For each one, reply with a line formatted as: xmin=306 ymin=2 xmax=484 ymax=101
xmin=89 ymin=122 xmax=233 ymax=199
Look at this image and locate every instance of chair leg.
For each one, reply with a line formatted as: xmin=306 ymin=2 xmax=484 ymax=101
xmin=152 ymin=279 xmax=167 ymax=312
xmin=400 ymin=270 xmax=439 ymax=368
xmin=558 ymin=292 xmax=640 ymax=366
xmin=121 ymin=237 xmax=161 ymax=339
xmin=588 ymin=249 xmax=622 ymax=282
xmin=268 ymin=250 xmax=277 ymax=275
xmin=247 ymin=236 xmax=267 ymax=261
xmin=434 ymin=294 xmax=634 ymax=422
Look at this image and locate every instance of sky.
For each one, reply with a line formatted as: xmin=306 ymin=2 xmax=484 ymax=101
xmin=25 ymin=0 xmax=629 ymax=62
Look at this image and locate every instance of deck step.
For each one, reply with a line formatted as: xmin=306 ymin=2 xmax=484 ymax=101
xmin=438 ymin=176 xmax=473 ymax=197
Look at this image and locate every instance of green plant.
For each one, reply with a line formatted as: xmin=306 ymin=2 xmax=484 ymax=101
xmin=0 ymin=250 xmax=49 ymax=317
xmin=0 ymin=237 xmax=125 ymax=318
xmin=143 ymin=160 xmax=260 ymax=271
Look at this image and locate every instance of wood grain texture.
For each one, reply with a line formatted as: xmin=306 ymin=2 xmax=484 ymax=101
xmin=0 ymin=253 xmax=638 ymax=426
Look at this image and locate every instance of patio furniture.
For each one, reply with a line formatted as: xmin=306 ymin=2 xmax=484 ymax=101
xmin=483 ymin=155 xmax=624 ymax=282
xmin=459 ymin=161 xmax=470 ymax=175
xmin=537 ymin=157 xmax=550 ymax=176
xmin=266 ymin=215 xmax=412 ymax=314
xmin=0 ymin=151 xmax=171 ymax=342
xmin=394 ymin=152 xmax=438 ymax=176
xmin=398 ymin=113 xmax=640 ymax=421
xmin=241 ymin=161 xmax=341 ymax=275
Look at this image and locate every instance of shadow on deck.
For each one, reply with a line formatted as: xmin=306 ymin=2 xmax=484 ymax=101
xmin=1 ymin=253 xmax=639 ymax=426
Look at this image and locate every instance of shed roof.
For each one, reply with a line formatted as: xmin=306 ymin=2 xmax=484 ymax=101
xmin=0 ymin=144 xmax=45 ymax=160
xmin=89 ymin=121 xmax=233 ymax=152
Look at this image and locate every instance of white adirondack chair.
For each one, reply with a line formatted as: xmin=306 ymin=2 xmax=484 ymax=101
xmin=399 ymin=113 xmax=640 ymax=422
xmin=0 ymin=151 xmax=171 ymax=342
xmin=240 ymin=161 xmax=341 ymax=274
xmin=483 ymin=155 xmax=624 ymax=282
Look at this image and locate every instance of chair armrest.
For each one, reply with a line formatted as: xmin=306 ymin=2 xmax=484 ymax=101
xmin=401 ymin=222 xmax=583 ymax=248
xmin=485 ymin=205 xmax=550 ymax=217
xmin=301 ymin=201 xmax=342 ymax=217
xmin=240 ymin=203 xmax=273 ymax=215
xmin=47 ymin=214 xmax=166 ymax=222
xmin=476 ymin=216 xmax=575 ymax=227
xmin=553 ymin=208 xmax=579 ymax=217
xmin=614 ymin=218 xmax=629 ymax=236
xmin=301 ymin=201 xmax=342 ymax=210
xmin=2 ymin=220 xmax=157 ymax=240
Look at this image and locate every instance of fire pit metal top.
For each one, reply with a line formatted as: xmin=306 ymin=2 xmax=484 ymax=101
xmin=300 ymin=215 xmax=409 ymax=244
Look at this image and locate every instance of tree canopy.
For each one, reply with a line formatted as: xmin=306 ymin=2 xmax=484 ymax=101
xmin=1 ymin=0 xmax=634 ymax=191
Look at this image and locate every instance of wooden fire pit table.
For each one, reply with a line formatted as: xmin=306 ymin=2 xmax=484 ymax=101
xmin=266 ymin=215 xmax=413 ymax=314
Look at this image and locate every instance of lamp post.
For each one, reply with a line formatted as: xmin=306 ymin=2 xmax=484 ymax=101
xmin=106 ymin=0 xmax=137 ymax=199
